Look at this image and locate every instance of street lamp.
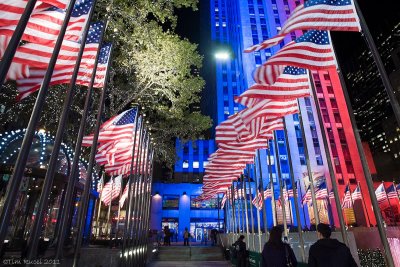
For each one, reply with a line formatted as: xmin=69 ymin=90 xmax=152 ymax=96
xmin=214 ymin=51 xmax=230 ymax=60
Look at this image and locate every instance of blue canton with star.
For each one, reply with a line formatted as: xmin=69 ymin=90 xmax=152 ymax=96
xmin=296 ymin=30 xmax=330 ymax=45
xmin=86 ymin=22 xmax=104 ymax=44
xmin=304 ymin=0 xmax=352 ymax=8
xmin=283 ymin=66 xmax=307 ymax=75
xmin=114 ymin=108 xmax=137 ymax=126
xmin=98 ymin=43 xmax=112 ymax=64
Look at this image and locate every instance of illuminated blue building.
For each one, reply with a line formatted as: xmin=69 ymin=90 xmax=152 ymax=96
xmin=162 ymin=0 xmax=373 ymax=234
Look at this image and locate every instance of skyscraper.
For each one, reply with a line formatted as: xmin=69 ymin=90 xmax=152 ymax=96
xmin=204 ymin=0 xmax=376 ymax=227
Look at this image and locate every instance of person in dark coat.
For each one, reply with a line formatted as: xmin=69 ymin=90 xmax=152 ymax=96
xmin=234 ymin=235 xmax=247 ymax=267
xmin=308 ymin=223 xmax=358 ymax=267
xmin=261 ymin=226 xmax=297 ymax=267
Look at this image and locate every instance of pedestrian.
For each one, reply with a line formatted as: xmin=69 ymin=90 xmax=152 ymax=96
xmin=174 ymin=231 xmax=178 ymax=242
xmin=183 ymin=228 xmax=190 ymax=246
xmin=156 ymin=230 xmax=162 ymax=247
xmin=261 ymin=226 xmax=297 ymax=267
xmin=204 ymin=230 xmax=208 ymax=245
xmin=233 ymin=235 xmax=247 ymax=267
xmin=308 ymin=223 xmax=357 ymax=267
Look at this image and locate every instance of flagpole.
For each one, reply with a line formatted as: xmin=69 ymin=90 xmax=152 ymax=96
xmin=272 ymin=136 xmax=288 ymax=238
xmin=327 ymin=32 xmax=394 ymax=267
xmin=236 ymin=182 xmax=243 ymax=233
xmin=297 ymin=99 xmax=320 ymax=226
xmin=230 ymin=185 xmax=237 ymax=234
xmin=283 ymin=119 xmax=306 ymax=262
xmin=383 ymin=182 xmax=396 ymax=226
xmin=258 ymin=149 xmax=269 ymax=233
xmin=0 ymin=0 xmax=78 ymax=253
xmin=55 ymin=38 xmax=112 ymax=261
xmin=298 ymin=181 xmax=308 ymax=230
xmin=284 ymin=180 xmax=294 ymax=227
xmin=240 ymin=182 xmax=246 ymax=234
xmin=71 ymin=47 xmax=114 ymax=267
xmin=138 ymin=137 xmax=150 ymax=264
xmin=107 ymin=178 xmax=114 ymax=240
xmin=129 ymin=131 xmax=146 ymax=266
xmin=96 ymin=174 xmax=105 ymax=237
xmin=352 ymin=0 xmax=400 ymax=127
xmin=358 ymin=181 xmax=371 ymax=227
xmin=115 ymin=178 xmax=124 ymax=245
xmin=308 ymin=72 xmax=348 ymax=244
xmin=142 ymin=148 xmax=154 ymax=265
xmin=266 ymin=148 xmax=277 ymax=227
xmin=241 ymin=174 xmax=250 ymax=245
xmin=252 ymin=160 xmax=262 ymax=253
xmin=29 ymin=14 xmax=102 ymax=260
xmin=246 ymin=166 xmax=256 ymax=251
xmin=126 ymin=121 xmax=144 ymax=267
xmin=0 ymin=0 xmax=38 ymax=85
xmin=121 ymin=113 xmax=141 ymax=258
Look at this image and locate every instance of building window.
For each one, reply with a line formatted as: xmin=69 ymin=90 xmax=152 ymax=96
xmin=330 ymin=99 xmax=338 ymax=109
xmin=162 ymin=195 xmax=179 ymax=210
xmin=323 ymin=73 xmax=330 ymax=80
xmin=327 ymin=86 xmax=334 ymax=94
xmin=345 ymin=161 xmax=354 ymax=173
xmin=334 ymin=112 xmax=342 ymax=123
xmin=316 ymin=155 xmax=323 ymax=165
xmin=190 ymin=196 xmax=218 ymax=209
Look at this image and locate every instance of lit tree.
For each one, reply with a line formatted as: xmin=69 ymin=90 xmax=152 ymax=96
xmin=0 ymin=0 xmax=211 ymax=167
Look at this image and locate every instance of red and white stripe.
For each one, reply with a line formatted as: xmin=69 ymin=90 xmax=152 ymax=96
xmin=262 ymin=40 xmax=336 ymax=71
xmin=235 ymin=79 xmax=310 ymax=107
xmin=101 ymin=175 xmax=122 ymax=206
xmin=11 ymin=39 xmax=97 ymax=71
xmin=15 ymin=44 xmax=106 ymax=100
xmin=252 ymin=64 xmax=285 ymax=86
xmin=0 ymin=1 xmax=88 ymax=44
xmin=341 ymin=190 xmax=352 ymax=209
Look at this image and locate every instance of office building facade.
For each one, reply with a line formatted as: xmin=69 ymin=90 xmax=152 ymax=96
xmin=208 ymin=0 xmax=375 ymax=227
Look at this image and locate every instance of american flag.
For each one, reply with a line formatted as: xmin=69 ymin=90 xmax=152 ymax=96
xmin=244 ymin=0 xmax=360 ymax=52
xmin=302 ymin=185 xmax=311 ymax=206
xmin=119 ymin=182 xmax=130 ymax=208
xmin=101 ymin=175 xmax=122 ymax=206
xmin=83 ymin=108 xmax=138 ymax=146
xmin=328 ymin=189 xmax=335 ymax=200
xmin=236 ymin=66 xmax=310 ymax=107
xmin=252 ymin=192 xmax=263 ymax=210
xmin=16 ymin=23 xmax=109 ymax=100
xmin=264 ymin=187 xmax=273 ymax=199
xmin=315 ymin=180 xmax=328 ymax=200
xmin=375 ymin=183 xmax=387 ymax=204
xmin=386 ymin=184 xmax=398 ymax=200
xmin=256 ymin=30 xmax=336 ymax=77
xmin=396 ymin=183 xmax=400 ymax=196
xmin=283 ymin=187 xmax=294 ymax=201
xmin=221 ymin=194 xmax=228 ymax=209
xmin=341 ymin=184 xmax=352 ymax=209
xmin=351 ymin=184 xmax=362 ymax=201
xmin=0 ymin=0 xmax=93 ymax=45
xmin=238 ymin=99 xmax=299 ymax=125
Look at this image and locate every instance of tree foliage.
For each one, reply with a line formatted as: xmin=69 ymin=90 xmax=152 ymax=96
xmin=0 ymin=0 xmax=211 ymax=168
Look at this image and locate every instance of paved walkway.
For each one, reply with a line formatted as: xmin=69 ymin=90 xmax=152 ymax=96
xmin=147 ymin=261 xmax=231 ymax=267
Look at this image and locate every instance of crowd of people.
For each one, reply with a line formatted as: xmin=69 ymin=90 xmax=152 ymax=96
xmin=233 ymin=223 xmax=358 ymax=267
xmin=156 ymin=226 xmax=219 ymax=247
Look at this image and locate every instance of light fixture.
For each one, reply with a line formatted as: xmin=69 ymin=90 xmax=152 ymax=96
xmin=215 ymin=51 xmax=230 ymax=60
